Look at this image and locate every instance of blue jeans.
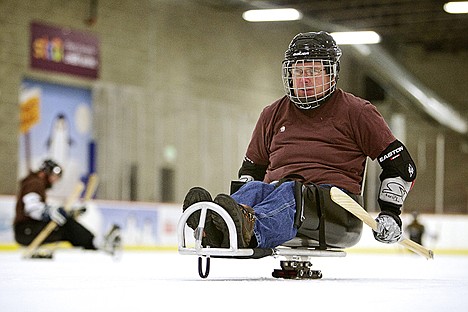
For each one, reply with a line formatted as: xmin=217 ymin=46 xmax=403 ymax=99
xmin=231 ymin=181 xmax=297 ymax=248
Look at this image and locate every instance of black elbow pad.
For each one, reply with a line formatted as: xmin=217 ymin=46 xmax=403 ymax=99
xmin=378 ymin=140 xmax=416 ymax=182
xmin=377 ymin=140 xmax=416 ymax=213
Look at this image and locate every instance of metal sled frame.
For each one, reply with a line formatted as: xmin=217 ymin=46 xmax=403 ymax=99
xmin=178 ymin=202 xmax=346 ymax=279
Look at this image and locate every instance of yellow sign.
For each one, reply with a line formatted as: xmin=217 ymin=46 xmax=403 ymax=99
xmin=20 ymin=96 xmax=40 ymax=133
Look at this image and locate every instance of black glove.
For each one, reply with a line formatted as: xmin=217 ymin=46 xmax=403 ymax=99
xmin=44 ymin=206 xmax=69 ymax=226
xmin=373 ymin=211 xmax=402 ymax=244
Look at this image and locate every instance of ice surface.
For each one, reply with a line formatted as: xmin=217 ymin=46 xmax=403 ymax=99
xmin=1 ymin=250 xmax=467 ymax=311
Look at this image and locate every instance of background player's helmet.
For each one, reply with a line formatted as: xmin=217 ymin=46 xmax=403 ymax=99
xmin=282 ymin=31 xmax=342 ymax=109
xmin=39 ymin=159 xmax=63 ymax=177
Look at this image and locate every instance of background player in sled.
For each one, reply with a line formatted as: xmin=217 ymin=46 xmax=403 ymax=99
xmin=14 ymin=159 xmax=120 ymax=255
xmin=183 ymin=31 xmax=417 ymax=250
xmin=406 ymin=211 xmax=425 ymax=245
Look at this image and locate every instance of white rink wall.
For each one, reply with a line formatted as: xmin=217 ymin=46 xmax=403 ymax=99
xmin=0 ymin=195 xmax=181 ymax=250
xmin=0 ymin=195 xmax=466 ymax=254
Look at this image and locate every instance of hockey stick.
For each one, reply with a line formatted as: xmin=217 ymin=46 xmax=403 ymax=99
xmin=23 ymin=182 xmax=85 ymax=259
xmin=330 ymin=187 xmax=434 ymax=260
xmin=70 ymin=173 xmax=99 ymax=218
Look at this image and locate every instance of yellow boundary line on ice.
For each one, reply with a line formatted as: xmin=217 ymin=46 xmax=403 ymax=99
xmin=1 ymin=244 xmax=468 ymax=256
xmin=0 ymin=244 xmax=177 ymax=253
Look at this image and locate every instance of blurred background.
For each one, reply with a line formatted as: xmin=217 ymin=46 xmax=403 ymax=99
xmin=1 ymin=0 xmax=467 ymax=216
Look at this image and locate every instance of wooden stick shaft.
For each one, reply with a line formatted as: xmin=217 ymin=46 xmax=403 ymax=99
xmin=83 ymin=173 xmax=99 ymax=202
xmin=399 ymin=238 xmax=434 ymax=259
xmin=330 ymin=187 xmax=434 ymax=260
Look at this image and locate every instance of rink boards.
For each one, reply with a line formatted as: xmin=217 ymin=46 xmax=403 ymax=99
xmin=1 ymin=195 xmax=467 ymax=254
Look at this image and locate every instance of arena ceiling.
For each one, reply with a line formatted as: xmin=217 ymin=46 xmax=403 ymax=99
xmin=197 ymin=0 xmax=468 ymax=53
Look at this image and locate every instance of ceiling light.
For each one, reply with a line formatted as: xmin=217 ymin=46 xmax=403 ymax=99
xmin=242 ymin=8 xmax=302 ymax=22
xmin=330 ymin=31 xmax=381 ymax=45
xmin=443 ymin=1 xmax=468 ymax=14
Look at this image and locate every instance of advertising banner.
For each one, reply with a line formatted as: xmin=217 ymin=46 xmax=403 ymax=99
xmin=19 ymin=79 xmax=93 ymax=198
xmin=30 ymin=21 xmax=100 ymax=79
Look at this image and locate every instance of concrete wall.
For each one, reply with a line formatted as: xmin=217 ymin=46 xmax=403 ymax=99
xmin=1 ymin=0 xmax=467 ymax=213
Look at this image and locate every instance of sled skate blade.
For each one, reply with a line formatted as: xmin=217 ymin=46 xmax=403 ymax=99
xmin=272 ymin=260 xmax=322 ymax=279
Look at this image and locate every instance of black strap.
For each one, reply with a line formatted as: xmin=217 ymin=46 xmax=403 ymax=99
xmin=276 ymin=176 xmax=306 ymax=229
xmin=309 ymin=183 xmax=327 ymax=250
xmin=293 ymin=182 xmax=304 ymax=229
xmin=275 ymin=174 xmax=305 ymax=188
xmin=317 ymin=187 xmax=327 ymax=250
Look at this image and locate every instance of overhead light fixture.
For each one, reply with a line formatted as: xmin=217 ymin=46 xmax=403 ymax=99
xmin=443 ymin=1 xmax=468 ymax=14
xmin=242 ymin=8 xmax=302 ymax=22
xmin=330 ymin=31 xmax=381 ymax=45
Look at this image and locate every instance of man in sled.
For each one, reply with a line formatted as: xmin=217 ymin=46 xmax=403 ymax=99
xmin=182 ymin=31 xmax=417 ymax=251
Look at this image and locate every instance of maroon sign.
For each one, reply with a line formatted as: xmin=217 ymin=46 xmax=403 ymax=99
xmin=30 ymin=22 xmax=100 ymax=79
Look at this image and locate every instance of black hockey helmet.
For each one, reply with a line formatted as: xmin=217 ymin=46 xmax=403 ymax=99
xmin=39 ymin=159 xmax=63 ymax=177
xmin=284 ymin=31 xmax=342 ymax=63
xmin=282 ymin=31 xmax=342 ymax=109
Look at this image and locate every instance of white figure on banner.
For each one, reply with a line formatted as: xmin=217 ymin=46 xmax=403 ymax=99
xmin=44 ymin=113 xmax=81 ymax=198
xmin=47 ymin=113 xmax=73 ymax=166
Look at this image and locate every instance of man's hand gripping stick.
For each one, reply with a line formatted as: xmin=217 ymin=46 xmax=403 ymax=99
xmin=330 ymin=187 xmax=434 ymax=260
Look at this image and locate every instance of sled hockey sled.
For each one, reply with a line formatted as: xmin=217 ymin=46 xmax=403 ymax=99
xmin=178 ymin=186 xmax=433 ymax=279
xmin=177 ymin=201 xmax=346 ymax=279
